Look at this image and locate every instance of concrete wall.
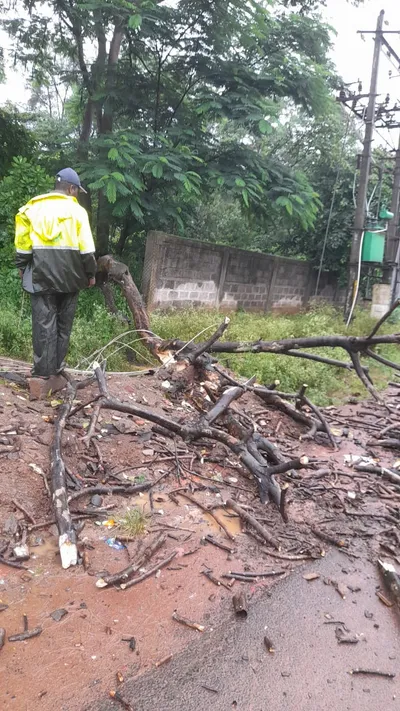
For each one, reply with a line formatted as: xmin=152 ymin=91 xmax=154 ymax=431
xmin=143 ymin=231 xmax=317 ymax=313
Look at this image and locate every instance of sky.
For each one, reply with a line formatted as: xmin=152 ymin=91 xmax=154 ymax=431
xmin=324 ymin=0 xmax=400 ymax=150
xmin=1 ymin=0 xmax=400 ymax=147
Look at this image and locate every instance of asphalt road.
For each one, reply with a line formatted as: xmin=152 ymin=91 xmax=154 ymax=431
xmin=89 ymin=549 xmax=399 ymax=711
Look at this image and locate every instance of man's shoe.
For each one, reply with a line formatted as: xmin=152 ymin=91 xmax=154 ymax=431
xmin=27 ymin=374 xmax=67 ymax=400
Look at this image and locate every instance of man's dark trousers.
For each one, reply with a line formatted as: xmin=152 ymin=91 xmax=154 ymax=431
xmin=30 ymin=293 xmax=78 ymax=376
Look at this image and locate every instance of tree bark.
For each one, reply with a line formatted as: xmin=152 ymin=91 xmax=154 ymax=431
xmin=50 ymin=383 xmax=78 ymax=569
xmin=96 ymin=255 xmax=160 ymax=355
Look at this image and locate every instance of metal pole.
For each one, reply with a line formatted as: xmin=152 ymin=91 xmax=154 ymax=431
xmin=384 ymin=131 xmax=400 ymax=299
xmin=344 ymin=9 xmax=385 ymax=319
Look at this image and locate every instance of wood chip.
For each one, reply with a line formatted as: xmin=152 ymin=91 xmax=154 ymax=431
xmin=303 ymin=573 xmax=320 ymax=581
xmin=376 ymin=591 xmax=394 ymax=607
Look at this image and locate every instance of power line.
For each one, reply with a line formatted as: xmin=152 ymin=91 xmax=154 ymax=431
xmin=315 ymin=113 xmax=352 ymax=297
xmin=375 ymin=127 xmax=397 ymax=151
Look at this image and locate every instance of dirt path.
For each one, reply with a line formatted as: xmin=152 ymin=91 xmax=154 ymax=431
xmin=0 ymin=366 xmax=399 ymax=710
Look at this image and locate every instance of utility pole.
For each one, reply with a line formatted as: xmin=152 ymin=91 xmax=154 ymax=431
xmin=344 ymin=9 xmax=385 ymax=319
xmin=383 ymin=131 xmax=400 ymax=297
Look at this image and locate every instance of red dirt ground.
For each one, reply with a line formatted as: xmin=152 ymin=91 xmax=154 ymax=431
xmin=0 ymin=365 xmax=399 ymax=710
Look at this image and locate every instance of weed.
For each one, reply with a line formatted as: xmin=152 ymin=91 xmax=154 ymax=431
xmin=117 ymin=508 xmax=149 ymax=537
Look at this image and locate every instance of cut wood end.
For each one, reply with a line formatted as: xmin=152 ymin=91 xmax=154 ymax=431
xmin=300 ymin=456 xmax=309 ymax=465
xmin=59 ymin=537 xmax=78 ymax=569
xmin=96 ymin=578 xmax=107 ymax=589
xmin=224 ymin=317 xmax=231 ymax=325
xmin=157 ymin=350 xmax=175 ymax=365
xmin=378 ymin=560 xmax=396 ymax=573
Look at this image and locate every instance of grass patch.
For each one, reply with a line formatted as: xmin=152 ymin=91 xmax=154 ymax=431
xmin=117 ymin=507 xmax=149 ymax=537
xmin=151 ymin=304 xmax=400 ymax=405
xmin=0 ymin=286 xmax=398 ymax=406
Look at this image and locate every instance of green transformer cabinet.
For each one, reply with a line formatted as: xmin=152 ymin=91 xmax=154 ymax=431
xmin=361 ymin=228 xmax=385 ymax=263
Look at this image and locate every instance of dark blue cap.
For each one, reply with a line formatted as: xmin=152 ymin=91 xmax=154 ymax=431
xmin=56 ymin=167 xmax=87 ymax=193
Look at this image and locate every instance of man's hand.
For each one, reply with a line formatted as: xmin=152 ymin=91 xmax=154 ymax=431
xmin=88 ymin=277 xmax=96 ymax=288
xmin=19 ymin=269 xmax=24 ymax=280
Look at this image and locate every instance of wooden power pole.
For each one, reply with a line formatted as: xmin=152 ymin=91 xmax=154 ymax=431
xmin=344 ymin=9 xmax=385 ymax=319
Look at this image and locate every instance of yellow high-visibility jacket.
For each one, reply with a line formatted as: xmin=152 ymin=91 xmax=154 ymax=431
xmin=15 ymin=192 xmax=96 ymax=293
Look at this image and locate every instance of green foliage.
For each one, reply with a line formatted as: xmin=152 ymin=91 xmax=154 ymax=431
xmin=0 ymin=108 xmax=35 ymax=179
xmin=0 ymin=156 xmax=53 ymax=265
xmin=3 ymin=0 xmax=339 ymax=250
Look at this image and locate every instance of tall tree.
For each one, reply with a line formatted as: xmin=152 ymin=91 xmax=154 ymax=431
xmin=3 ymin=0 xmax=338 ymax=254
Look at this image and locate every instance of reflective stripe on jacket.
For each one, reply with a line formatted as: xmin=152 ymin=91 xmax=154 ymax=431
xmin=15 ymin=192 xmax=97 ymax=293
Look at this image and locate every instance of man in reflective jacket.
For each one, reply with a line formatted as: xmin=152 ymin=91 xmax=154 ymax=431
xmin=15 ymin=167 xmax=97 ymax=378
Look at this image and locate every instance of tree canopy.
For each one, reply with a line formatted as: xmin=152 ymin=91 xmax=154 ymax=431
xmin=0 ymin=0 xmax=370 ymax=281
xmin=2 ymin=0 xmax=342 ymax=250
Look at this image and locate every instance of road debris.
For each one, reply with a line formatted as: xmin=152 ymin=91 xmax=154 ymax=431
xmin=172 ymin=611 xmax=205 ymax=632
xmin=109 ymin=689 xmax=134 ymax=710
xmin=8 ymin=627 xmax=42 ymax=642
xmin=50 ymin=608 xmax=68 ymax=622
xmin=335 ymin=626 xmax=359 ymax=644
xmin=350 ymin=668 xmax=396 ymax=679
xmin=264 ymin=635 xmax=275 ymax=653
xmin=378 ymin=560 xmax=400 ymax=608
xmin=232 ymin=591 xmax=248 ymax=617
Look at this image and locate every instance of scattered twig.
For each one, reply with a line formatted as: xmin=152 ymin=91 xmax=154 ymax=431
xmin=68 ymin=482 xmax=151 ymax=502
xmin=0 ymin=557 xmax=28 ymax=570
xmin=8 ymin=627 xmax=42 ymax=642
xmin=109 ymin=689 xmax=134 ymax=711
xmin=224 ymin=570 xmax=285 ymax=580
xmin=376 ymin=591 xmax=393 ymax=607
xmin=178 ymin=491 xmax=235 ymax=541
xmin=172 ymin=611 xmax=205 ymax=632
xmin=120 ymin=550 xmax=177 ymax=590
xmin=11 ymin=499 xmax=36 ymax=525
xmin=263 ymin=550 xmax=316 ymax=561
xmin=155 ymin=654 xmax=173 ymax=668
xmin=203 ymin=534 xmax=234 ymax=554
xmin=97 ymin=534 xmax=166 ymax=588
xmin=311 ymin=527 xmax=348 ymax=549
xmin=189 ymin=317 xmax=230 ymax=363
xmin=202 ymin=569 xmax=231 ymax=590
xmin=225 ymin=499 xmax=279 ymax=550
xmin=350 ymin=668 xmax=395 ymax=679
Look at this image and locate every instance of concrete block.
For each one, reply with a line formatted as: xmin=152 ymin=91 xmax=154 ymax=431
xmin=371 ymin=284 xmax=391 ymax=319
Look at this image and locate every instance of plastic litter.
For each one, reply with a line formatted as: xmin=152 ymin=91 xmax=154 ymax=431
xmin=105 ymin=538 xmax=126 ymax=551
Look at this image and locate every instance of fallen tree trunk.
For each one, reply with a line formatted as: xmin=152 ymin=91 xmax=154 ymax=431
xmin=50 ymin=383 xmax=78 ymax=569
xmin=92 ymin=364 xmax=294 ymax=509
xmin=96 ymin=255 xmax=161 ymax=357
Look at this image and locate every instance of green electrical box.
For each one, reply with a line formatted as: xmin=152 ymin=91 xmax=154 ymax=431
xmin=362 ymin=228 xmax=385 ymax=263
